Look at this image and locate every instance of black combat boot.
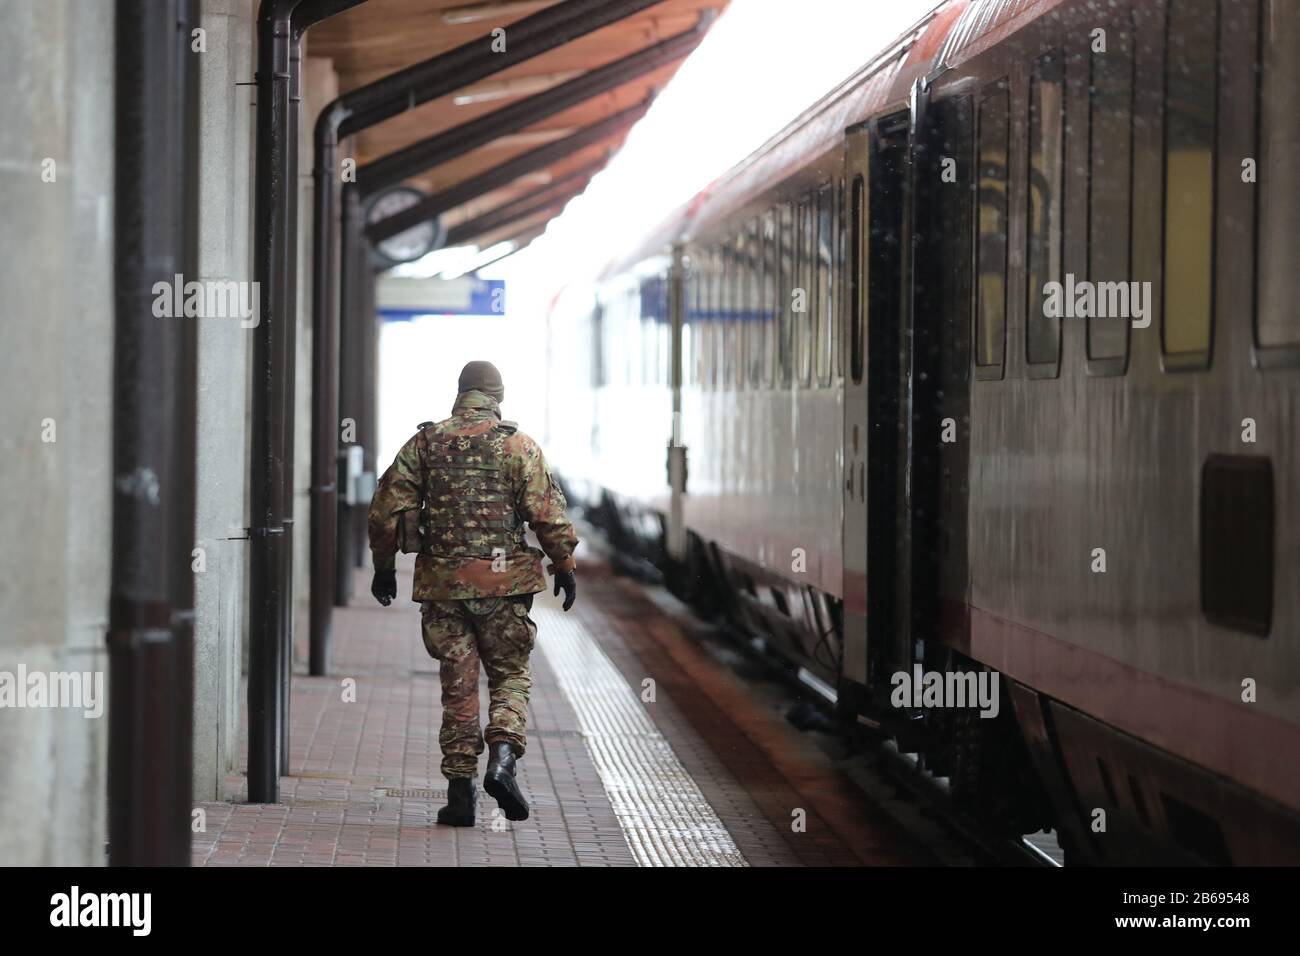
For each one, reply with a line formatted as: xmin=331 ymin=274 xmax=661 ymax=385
xmin=437 ymin=777 xmax=477 ymax=827
xmin=484 ymin=742 xmax=529 ymax=821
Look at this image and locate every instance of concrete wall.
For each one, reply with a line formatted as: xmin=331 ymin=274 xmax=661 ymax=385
xmin=192 ymin=0 xmax=258 ymax=802
xmin=0 ymin=0 xmax=115 ymax=866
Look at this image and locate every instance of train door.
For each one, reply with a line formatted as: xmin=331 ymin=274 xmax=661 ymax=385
xmin=841 ymin=110 xmax=910 ymax=701
xmin=908 ymin=91 xmax=974 ymax=658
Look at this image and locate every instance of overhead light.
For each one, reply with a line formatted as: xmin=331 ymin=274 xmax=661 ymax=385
xmin=508 ymin=171 xmax=553 ymax=187
xmin=442 ymin=2 xmax=552 ymax=26
xmin=487 ymin=128 xmax=576 ymax=147
xmin=441 ymin=241 xmax=518 ymax=280
xmin=453 ymin=71 xmax=583 ymax=106
xmin=391 ymin=245 xmax=476 ymax=280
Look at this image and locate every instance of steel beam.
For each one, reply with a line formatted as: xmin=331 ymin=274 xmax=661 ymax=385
xmin=357 ymin=16 xmax=709 ymax=199
xmin=366 ymin=99 xmax=651 ymax=244
xmin=442 ymin=168 xmax=597 ymax=247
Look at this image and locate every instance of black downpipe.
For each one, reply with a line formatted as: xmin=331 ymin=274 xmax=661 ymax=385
xmin=309 ymin=0 xmax=669 ymax=675
xmin=333 ymin=185 xmax=362 ymax=606
xmin=309 ymin=113 xmax=341 ymax=667
xmin=282 ymin=0 xmax=368 ymax=771
xmin=248 ymin=0 xmax=296 ymax=808
xmin=249 ymin=0 xmax=365 ymax=804
xmin=361 ymin=237 xmax=379 ymax=575
xmin=280 ymin=24 xmax=302 ymax=781
xmin=108 ymin=0 xmax=200 ymax=867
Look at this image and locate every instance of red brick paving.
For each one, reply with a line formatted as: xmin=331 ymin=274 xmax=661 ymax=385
xmin=193 ymin=557 xmax=928 ymax=866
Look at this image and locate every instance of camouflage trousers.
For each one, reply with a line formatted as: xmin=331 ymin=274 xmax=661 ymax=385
xmin=420 ymin=594 xmax=537 ymax=780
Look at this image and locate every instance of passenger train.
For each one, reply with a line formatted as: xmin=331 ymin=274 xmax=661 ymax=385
xmin=541 ymin=0 xmax=1299 ymax=864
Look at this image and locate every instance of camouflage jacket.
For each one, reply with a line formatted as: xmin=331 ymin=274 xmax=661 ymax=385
xmin=368 ymin=390 xmax=578 ymax=600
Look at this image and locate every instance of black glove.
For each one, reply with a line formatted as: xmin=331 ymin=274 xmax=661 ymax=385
xmin=552 ymin=569 xmax=576 ymax=612
xmin=371 ymin=568 xmax=397 ymax=607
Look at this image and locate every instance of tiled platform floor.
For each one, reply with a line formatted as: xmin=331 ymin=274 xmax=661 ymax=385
xmin=193 ymin=558 xmax=927 ymax=867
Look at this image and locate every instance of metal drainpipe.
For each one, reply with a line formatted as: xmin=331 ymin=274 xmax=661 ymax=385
xmin=108 ymin=0 xmax=200 ymax=867
xmin=249 ymin=0 xmax=367 ymax=804
xmin=248 ymin=0 xmax=297 ymax=807
xmin=354 ymin=188 xmax=377 ymax=576
xmin=280 ymin=22 xmax=302 ymax=781
xmin=309 ymin=0 xmax=670 ymax=675
xmin=309 ymin=103 xmax=345 ymax=669
xmin=283 ymin=0 xmax=368 ymax=775
xmin=336 ymin=186 xmax=377 ymax=585
xmin=333 ymin=184 xmax=362 ymax=607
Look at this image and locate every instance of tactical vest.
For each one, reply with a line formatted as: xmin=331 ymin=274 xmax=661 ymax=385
xmin=415 ymin=422 xmax=522 ymax=560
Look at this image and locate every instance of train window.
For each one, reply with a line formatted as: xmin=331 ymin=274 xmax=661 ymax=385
xmin=798 ymin=197 xmax=815 ymax=386
xmin=719 ymin=247 xmax=732 ymax=389
xmin=746 ymin=220 xmax=764 ymax=386
xmin=627 ymin=289 xmax=637 ymax=386
xmin=816 ymin=184 xmax=835 ymax=387
xmin=1162 ymin=0 xmax=1218 ymax=365
xmin=683 ymin=318 xmax=694 ymax=388
xmin=712 ymin=249 xmax=723 ymax=389
xmin=762 ymin=212 xmax=778 ymax=387
xmin=1087 ymin=21 xmax=1134 ymax=369
xmin=591 ymin=300 xmax=606 ymax=388
xmin=738 ymin=228 xmax=750 ymax=387
xmin=702 ymin=254 xmax=712 ymax=392
xmin=733 ymin=236 xmax=746 ymax=390
xmin=633 ymin=288 xmax=645 ymax=386
xmin=1256 ymin=0 xmax=1300 ymax=352
xmin=850 ymin=175 xmax=865 ymax=384
xmin=660 ymin=319 xmax=671 ymax=387
xmin=722 ymin=242 xmax=731 ymax=389
xmin=1026 ymin=49 xmax=1065 ymax=372
xmin=778 ymin=202 xmax=795 ymax=386
xmin=835 ymin=180 xmax=845 ymax=382
xmin=642 ymin=289 xmax=655 ymax=387
xmin=686 ymin=264 xmax=696 ymax=387
xmin=975 ymin=82 xmax=1009 ymax=377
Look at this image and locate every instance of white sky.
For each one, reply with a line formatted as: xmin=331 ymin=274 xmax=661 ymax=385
xmin=490 ymin=0 xmax=939 ymax=292
xmin=377 ymin=0 xmax=939 ymax=465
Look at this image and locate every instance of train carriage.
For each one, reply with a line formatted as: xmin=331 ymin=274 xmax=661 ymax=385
xmin=544 ymin=0 xmax=1300 ymax=865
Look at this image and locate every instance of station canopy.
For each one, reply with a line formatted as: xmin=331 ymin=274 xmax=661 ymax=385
xmin=311 ymin=0 xmax=729 ymax=253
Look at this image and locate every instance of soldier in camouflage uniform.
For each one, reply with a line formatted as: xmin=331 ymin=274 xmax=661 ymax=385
xmin=368 ymin=361 xmax=578 ymax=826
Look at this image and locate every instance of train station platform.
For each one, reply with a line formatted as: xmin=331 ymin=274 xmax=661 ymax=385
xmin=192 ymin=556 xmax=927 ymax=867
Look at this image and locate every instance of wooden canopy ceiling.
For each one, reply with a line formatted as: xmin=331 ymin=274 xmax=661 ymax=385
xmin=309 ymin=0 xmax=728 ymax=248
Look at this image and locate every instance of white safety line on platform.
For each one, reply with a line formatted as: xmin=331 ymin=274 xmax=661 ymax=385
xmin=535 ymin=605 xmax=747 ymax=867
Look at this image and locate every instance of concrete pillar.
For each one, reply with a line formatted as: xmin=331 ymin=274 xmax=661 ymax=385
xmin=0 ymin=0 xmax=115 ymax=865
xmin=191 ymin=0 xmax=259 ymax=801
xmin=293 ymin=55 xmax=340 ymax=669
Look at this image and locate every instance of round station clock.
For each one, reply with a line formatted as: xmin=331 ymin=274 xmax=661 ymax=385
xmin=363 ymin=185 xmax=445 ymax=269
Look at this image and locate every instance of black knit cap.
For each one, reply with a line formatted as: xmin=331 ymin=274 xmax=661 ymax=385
xmin=457 ymin=360 xmax=504 ymax=403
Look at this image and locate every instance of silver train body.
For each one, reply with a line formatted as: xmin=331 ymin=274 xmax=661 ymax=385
xmin=542 ymin=0 xmax=1299 ymax=864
